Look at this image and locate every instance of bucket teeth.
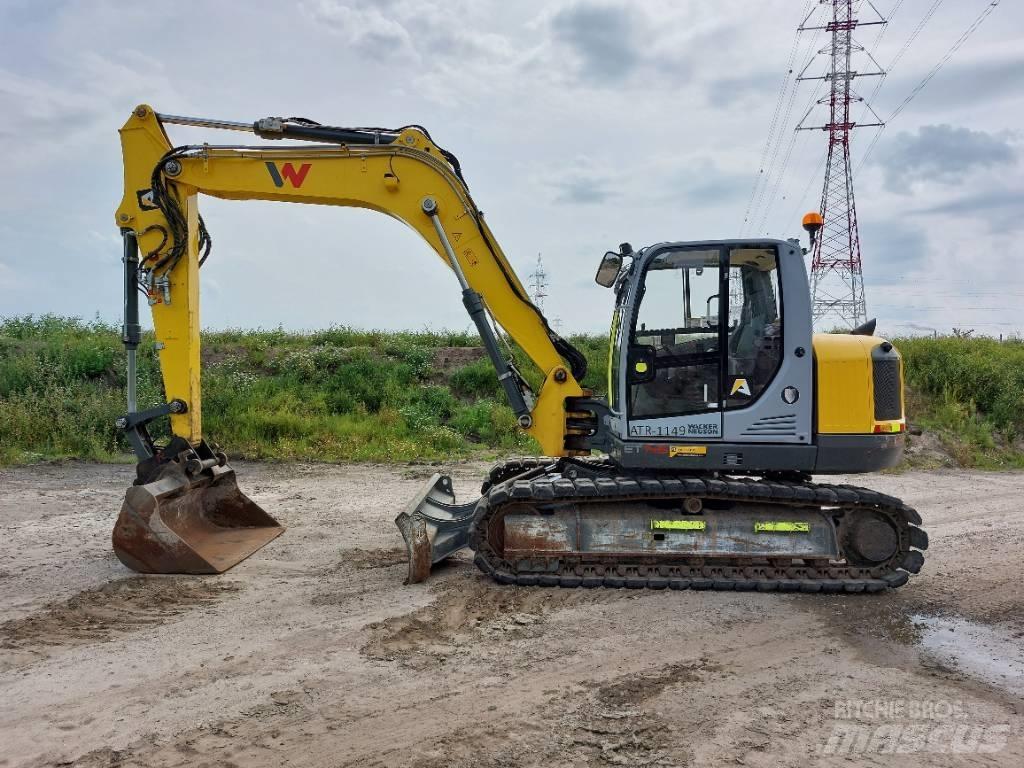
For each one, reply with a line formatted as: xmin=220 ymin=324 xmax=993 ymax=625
xmin=113 ymin=460 xmax=283 ymax=574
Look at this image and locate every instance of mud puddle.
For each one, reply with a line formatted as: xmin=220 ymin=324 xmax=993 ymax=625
xmin=913 ymin=614 xmax=1024 ymax=698
xmin=816 ymin=594 xmax=1024 ymax=698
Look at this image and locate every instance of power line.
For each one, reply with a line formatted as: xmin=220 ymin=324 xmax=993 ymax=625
xmin=867 ymin=0 xmax=906 ymax=49
xmin=852 ymin=0 xmax=909 ymax=125
xmin=742 ymin=1 xmax=821 ymax=235
xmin=888 ymin=0 xmax=1001 ymax=122
xmin=885 ymin=0 xmax=945 ymax=74
xmin=854 ymin=0 xmax=946 ymax=170
xmin=796 ymin=0 xmax=886 ymax=330
xmin=759 ymin=2 xmax=889 ymax=236
xmin=856 ymin=0 xmax=1000 ymax=172
xmin=783 ymin=148 xmax=828 ymax=232
xmin=771 ymin=0 xmax=902 ymax=232
xmin=756 ymin=78 xmax=826 ymax=233
xmin=752 ymin=44 xmax=830 ymax=234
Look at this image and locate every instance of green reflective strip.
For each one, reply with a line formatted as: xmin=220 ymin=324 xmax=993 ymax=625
xmin=651 ymin=520 xmax=706 ymax=531
xmin=754 ymin=521 xmax=810 ymax=533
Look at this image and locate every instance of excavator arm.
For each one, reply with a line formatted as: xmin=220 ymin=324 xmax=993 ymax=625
xmin=111 ymin=105 xmax=595 ymax=577
xmin=116 ymin=105 xmax=587 ymax=457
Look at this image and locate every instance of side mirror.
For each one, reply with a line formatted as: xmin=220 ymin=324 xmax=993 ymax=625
xmin=595 ymin=251 xmax=622 ymax=287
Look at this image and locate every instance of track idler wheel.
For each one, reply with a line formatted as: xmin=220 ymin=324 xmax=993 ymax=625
xmin=843 ymin=510 xmax=900 ymax=566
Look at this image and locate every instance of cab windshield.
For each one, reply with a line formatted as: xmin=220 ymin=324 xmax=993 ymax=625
xmin=628 ymin=246 xmax=782 ymax=419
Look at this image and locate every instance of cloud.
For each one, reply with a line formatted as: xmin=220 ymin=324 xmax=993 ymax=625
xmin=300 ymin=0 xmax=525 ymax=104
xmin=1 ymin=0 xmax=1023 ymax=337
xmin=917 ymin=187 xmax=1024 ymax=218
xmin=874 ymin=124 xmax=1016 ymax=193
xmin=673 ymin=161 xmax=746 ymax=207
xmin=879 ymin=54 xmax=1024 ymax=114
xmin=859 ymin=219 xmax=929 ymax=281
xmin=538 ymin=1 xmax=708 ymax=88
xmin=550 ymin=3 xmax=639 ymax=81
xmin=551 ymin=173 xmax=617 ymax=204
xmin=0 ymin=47 xmax=186 ymax=162
xmin=300 ymin=0 xmax=417 ymax=61
xmin=706 ymin=72 xmax=778 ymax=109
xmin=911 ymin=187 xmax=1024 ymax=235
xmin=301 ymin=0 xmax=518 ymax=67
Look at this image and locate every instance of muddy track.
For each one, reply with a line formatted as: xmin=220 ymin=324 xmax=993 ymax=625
xmin=0 ymin=577 xmax=240 ymax=669
xmin=0 ymin=462 xmax=1022 ymax=768
xmin=360 ymin=571 xmax=629 ymax=663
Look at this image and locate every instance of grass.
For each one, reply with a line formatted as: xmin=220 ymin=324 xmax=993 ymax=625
xmin=0 ymin=315 xmax=537 ymax=465
xmin=897 ymin=336 xmax=1024 ymax=469
xmin=0 ymin=315 xmax=1021 ymax=468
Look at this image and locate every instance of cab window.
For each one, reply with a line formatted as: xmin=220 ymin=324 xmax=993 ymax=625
xmin=629 ymin=248 xmax=722 ymax=419
xmin=726 ymin=247 xmax=782 ymax=407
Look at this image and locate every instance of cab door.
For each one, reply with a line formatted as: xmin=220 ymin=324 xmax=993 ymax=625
xmin=722 ymin=243 xmax=813 ymax=443
xmin=625 ymin=246 xmax=725 ymax=440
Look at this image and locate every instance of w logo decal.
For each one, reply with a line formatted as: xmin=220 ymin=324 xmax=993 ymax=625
xmin=265 ymin=162 xmax=311 ymax=188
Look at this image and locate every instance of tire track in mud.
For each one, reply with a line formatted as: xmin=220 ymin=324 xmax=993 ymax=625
xmin=320 ymin=547 xmax=410 ymax=575
xmin=0 ymin=577 xmax=241 ymax=669
xmin=359 ymin=571 xmax=637 ymax=663
xmin=67 ymin=633 xmax=717 ymax=768
xmin=411 ymin=660 xmax=719 ymax=768
xmin=550 ymin=661 xmax=718 ymax=768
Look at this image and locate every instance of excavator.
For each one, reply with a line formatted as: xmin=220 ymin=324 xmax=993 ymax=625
xmin=112 ymin=106 xmax=927 ymax=592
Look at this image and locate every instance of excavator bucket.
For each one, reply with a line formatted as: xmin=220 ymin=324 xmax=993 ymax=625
xmin=112 ymin=460 xmax=283 ymax=574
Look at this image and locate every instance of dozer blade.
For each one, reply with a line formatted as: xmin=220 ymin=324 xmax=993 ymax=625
xmin=395 ymin=474 xmax=477 ymax=584
xmin=113 ymin=461 xmax=284 ymax=574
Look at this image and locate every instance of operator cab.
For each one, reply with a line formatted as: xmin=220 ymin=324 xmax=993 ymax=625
xmin=597 ymin=239 xmax=814 ymax=466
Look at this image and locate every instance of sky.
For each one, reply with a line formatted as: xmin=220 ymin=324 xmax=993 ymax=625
xmin=0 ymin=0 xmax=1020 ymax=337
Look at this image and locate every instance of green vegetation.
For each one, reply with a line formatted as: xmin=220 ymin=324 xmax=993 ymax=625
xmin=0 ymin=316 xmax=542 ymax=464
xmin=1 ymin=315 xmax=1021 ymax=468
xmin=898 ymin=336 xmax=1024 ymax=469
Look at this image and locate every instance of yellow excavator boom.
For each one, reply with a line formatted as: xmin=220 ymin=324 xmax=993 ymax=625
xmin=116 ymin=105 xmax=584 ymax=456
xmin=111 ymin=106 xmax=591 ymax=576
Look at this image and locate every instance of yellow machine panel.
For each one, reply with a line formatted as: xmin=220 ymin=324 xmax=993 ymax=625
xmin=813 ymin=333 xmax=905 ymax=435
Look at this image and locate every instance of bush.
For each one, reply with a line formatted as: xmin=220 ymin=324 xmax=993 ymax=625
xmin=898 ymin=337 xmax=1024 ymax=439
xmin=0 ymin=314 xmax=1020 ymax=468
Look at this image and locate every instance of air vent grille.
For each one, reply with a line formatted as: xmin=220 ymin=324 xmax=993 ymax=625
xmin=742 ymin=414 xmax=797 ymax=436
xmin=873 ymin=358 xmax=902 ymax=421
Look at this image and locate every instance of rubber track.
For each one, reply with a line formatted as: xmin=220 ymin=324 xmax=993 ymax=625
xmin=480 ymin=455 xmax=613 ymax=494
xmin=480 ymin=456 xmax=562 ymax=494
xmin=470 ymin=464 xmax=928 ymax=593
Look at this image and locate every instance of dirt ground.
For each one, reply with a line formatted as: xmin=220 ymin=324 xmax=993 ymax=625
xmin=1 ymin=461 xmax=1022 ymax=767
